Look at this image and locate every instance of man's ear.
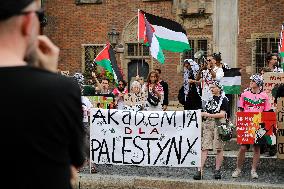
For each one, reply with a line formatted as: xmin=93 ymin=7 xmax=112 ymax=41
xmin=21 ymin=13 xmax=34 ymax=37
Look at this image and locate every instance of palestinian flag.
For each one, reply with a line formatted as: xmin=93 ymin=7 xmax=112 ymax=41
xmin=220 ymin=68 xmax=241 ymax=94
xmin=138 ymin=10 xmax=191 ymax=64
xmin=279 ymin=23 xmax=284 ymax=57
xmin=94 ymin=43 xmax=123 ymax=83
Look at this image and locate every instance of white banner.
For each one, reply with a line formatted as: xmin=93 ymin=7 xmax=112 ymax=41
xmin=90 ymin=109 xmax=201 ymax=167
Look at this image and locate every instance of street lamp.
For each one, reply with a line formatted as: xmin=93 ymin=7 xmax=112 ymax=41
xmin=107 ymin=28 xmax=124 ymax=53
xmin=108 ymin=28 xmax=120 ymax=47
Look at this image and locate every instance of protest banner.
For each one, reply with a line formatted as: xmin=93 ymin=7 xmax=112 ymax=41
xmin=123 ymin=92 xmax=146 ymax=111
xmin=277 ymin=97 xmax=284 ymax=159
xmin=90 ymin=109 xmax=201 ymax=167
xmin=236 ymin=112 xmax=277 ymax=145
xmin=263 ymin=72 xmax=284 ymax=109
xmin=87 ymin=95 xmax=114 ymax=109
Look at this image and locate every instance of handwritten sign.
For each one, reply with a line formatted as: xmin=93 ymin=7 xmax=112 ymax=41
xmin=278 ymin=129 xmax=284 ymax=159
xmin=263 ymin=72 xmax=284 ymax=109
xmin=87 ymin=95 xmax=114 ymax=109
xmin=277 ymin=98 xmax=284 ymax=159
xmin=277 ymin=97 xmax=284 ymax=129
xmin=236 ymin=112 xmax=277 ymax=145
xmin=90 ymin=109 xmax=201 ymax=167
xmin=123 ymin=92 xmax=146 ymax=111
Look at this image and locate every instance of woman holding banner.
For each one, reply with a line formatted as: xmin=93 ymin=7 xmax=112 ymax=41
xmin=193 ymin=81 xmax=229 ymax=180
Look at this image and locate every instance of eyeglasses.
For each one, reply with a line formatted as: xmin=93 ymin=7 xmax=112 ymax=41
xmin=18 ymin=9 xmax=45 ymax=24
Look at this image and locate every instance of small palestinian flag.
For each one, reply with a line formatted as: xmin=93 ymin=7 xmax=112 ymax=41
xmin=220 ymin=68 xmax=241 ymax=94
xmin=138 ymin=10 xmax=191 ymax=64
xmin=94 ymin=43 xmax=123 ymax=83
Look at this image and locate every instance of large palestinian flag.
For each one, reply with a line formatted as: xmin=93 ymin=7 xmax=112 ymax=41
xmin=94 ymin=43 xmax=123 ymax=83
xmin=138 ymin=10 xmax=191 ymax=64
xmin=220 ymin=68 xmax=241 ymax=94
xmin=279 ymin=23 xmax=284 ymax=57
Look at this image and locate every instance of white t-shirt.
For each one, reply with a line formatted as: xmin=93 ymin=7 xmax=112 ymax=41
xmin=201 ymin=67 xmax=224 ymax=102
xmin=81 ymin=96 xmax=93 ymax=123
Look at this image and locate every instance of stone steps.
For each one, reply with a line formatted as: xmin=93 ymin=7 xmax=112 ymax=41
xmin=77 ymin=152 xmax=284 ymax=189
xmin=76 ymin=175 xmax=284 ymax=189
xmin=76 ymin=102 xmax=284 ymax=188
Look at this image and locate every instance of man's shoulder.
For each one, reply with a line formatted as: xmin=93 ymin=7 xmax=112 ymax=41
xmin=38 ymin=68 xmax=76 ymax=84
xmin=28 ymin=68 xmax=80 ymax=94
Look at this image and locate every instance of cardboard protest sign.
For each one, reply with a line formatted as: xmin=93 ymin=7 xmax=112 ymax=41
xmin=87 ymin=95 xmax=114 ymax=109
xmin=277 ymin=97 xmax=284 ymax=159
xmin=263 ymin=72 xmax=284 ymax=109
xmin=278 ymin=129 xmax=284 ymax=159
xmin=236 ymin=112 xmax=277 ymax=145
xmin=90 ymin=109 xmax=201 ymax=167
xmin=277 ymin=97 xmax=284 ymax=129
xmin=123 ymin=92 xmax=146 ymax=111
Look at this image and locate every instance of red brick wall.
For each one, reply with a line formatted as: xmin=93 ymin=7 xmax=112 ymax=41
xmin=43 ymin=0 xmax=212 ymax=100
xmin=44 ymin=0 xmax=284 ymax=100
xmin=238 ymin=0 xmax=284 ymax=89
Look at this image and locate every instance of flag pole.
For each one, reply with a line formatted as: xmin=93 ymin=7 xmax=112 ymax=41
xmin=137 ymin=43 xmax=139 ymax=76
xmin=137 ymin=9 xmax=140 ymax=76
xmin=141 ymin=43 xmax=144 ymax=71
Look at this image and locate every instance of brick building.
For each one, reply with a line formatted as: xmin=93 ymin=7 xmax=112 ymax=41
xmin=42 ymin=0 xmax=284 ymax=102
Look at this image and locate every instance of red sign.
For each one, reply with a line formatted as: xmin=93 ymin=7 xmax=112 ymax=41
xmin=236 ymin=112 xmax=277 ymax=144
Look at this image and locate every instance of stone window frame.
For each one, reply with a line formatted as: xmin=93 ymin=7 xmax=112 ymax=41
xmin=81 ymin=44 xmax=105 ymax=72
xmin=250 ymin=33 xmax=279 ymax=73
xmin=125 ymin=43 xmax=150 ymax=58
xmin=75 ymin=0 xmax=102 ymax=5
xmin=182 ymin=36 xmax=211 ymax=63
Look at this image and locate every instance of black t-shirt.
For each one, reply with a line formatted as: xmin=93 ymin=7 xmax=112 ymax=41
xmin=204 ymin=95 xmax=229 ymax=114
xmin=159 ymin=80 xmax=169 ymax=106
xmin=0 ymin=66 xmax=85 ymax=189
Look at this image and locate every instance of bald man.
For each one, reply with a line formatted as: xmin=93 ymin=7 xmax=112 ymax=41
xmin=0 ymin=1 xmax=85 ymax=188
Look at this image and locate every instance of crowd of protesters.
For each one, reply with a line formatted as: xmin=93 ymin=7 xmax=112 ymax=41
xmin=72 ymin=53 xmax=283 ymax=180
xmin=68 ymin=51 xmax=284 ymax=180
xmin=2 ymin=1 xmax=283 ymax=188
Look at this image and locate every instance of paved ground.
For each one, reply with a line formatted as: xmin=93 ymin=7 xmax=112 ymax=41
xmin=79 ymin=151 xmax=284 ymax=186
xmin=79 ymin=103 xmax=284 ymax=188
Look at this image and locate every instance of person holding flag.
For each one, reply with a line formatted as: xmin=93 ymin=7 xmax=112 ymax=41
xmin=93 ymin=43 xmax=124 ymax=84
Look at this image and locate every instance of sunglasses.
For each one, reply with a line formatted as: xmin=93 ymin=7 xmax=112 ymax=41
xmin=207 ymin=59 xmax=211 ymax=62
xmin=18 ymin=9 xmax=45 ymax=24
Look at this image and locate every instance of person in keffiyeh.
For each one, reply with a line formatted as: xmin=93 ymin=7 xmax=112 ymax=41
xmin=180 ymin=59 xmax=201 ymax=110
xmin=232 ymin=73 xmax=271 ymax=180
